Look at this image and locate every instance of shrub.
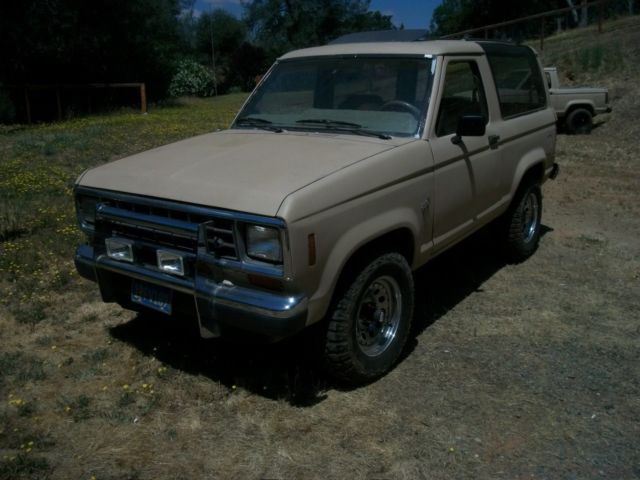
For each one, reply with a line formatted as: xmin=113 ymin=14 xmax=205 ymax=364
xmin=168 ymin=60 xmax=215 ymax=97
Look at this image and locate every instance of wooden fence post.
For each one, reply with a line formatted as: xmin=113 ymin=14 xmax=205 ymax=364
xmin=24 ymin=87 xmax=32 ymax=124
xmin=140 ymin=83 xmax=147 ymax=114
xmin=55 ymin=86 xmax=62 ymax=120
xmin=598 ymin=3 xmax=603 ymax=33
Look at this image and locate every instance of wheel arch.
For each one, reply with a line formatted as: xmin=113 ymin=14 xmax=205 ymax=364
xmin=509 ymin=150 xmax=546 ymax=201
xmin=565 ymin=102 xmax=595 ymax=116
xmin=308 ymin=216 xmax=418 ymax=324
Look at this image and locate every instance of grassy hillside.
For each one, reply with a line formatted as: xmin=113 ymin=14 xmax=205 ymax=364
xmin=537 ymin=15 xmax=640 ymax=84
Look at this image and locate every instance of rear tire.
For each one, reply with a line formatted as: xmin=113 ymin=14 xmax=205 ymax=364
xmin=566 ymin=108 xmax=593 ymax=134
xmin=503 ymin=183 xmax=542 ymax=263
xmin=324 ymin=253 xmax=414 ymax=384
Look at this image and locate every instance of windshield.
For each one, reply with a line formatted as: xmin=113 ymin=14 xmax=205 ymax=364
xmin=234 ymin=56 xmax=434 ymax=138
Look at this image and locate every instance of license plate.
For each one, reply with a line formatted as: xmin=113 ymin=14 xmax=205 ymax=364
xmin=131 ymin=280 xmax=172 ymax=315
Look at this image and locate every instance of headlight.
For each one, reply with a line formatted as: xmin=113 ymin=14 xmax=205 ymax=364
xmin=245 ymin=225 xmax=282 ymax=263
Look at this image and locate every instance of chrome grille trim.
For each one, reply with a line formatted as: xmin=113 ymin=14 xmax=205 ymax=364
xmin=75 ymin=186 xmax=288 ymax=278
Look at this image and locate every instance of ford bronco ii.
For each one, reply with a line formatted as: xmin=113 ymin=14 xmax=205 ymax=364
xmin=75 ymin=39 xmax=559 ymax=382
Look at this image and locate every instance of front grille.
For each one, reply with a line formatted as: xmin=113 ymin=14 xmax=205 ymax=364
xmin=79 ymin=193 xmax=240 ymax=260
xmin=110 ymin=222 xmax=197 ymax=252
xmin=108 ymin=199 xmax=212 ymax=225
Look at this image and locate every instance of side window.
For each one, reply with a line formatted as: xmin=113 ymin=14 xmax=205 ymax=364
xmin=436 ymin=61 xmax=488 ymax=137
xmin=545 ymin=71 xmax=552 ymax=89
xmin=486 ymin=47 xmax=547 ymax=118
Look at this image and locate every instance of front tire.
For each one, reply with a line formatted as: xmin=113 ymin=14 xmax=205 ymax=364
xmin=324 ymin=253 xmax=414 ymax=384
xmin=504 ymin=183 xmax=542 ymax=263
xmin=566 ymin=107 xmax=593 ymax=134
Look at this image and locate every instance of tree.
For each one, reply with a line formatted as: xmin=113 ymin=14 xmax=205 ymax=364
xmin=0 ymin=0 xmax=182 ymax=98
xmin=429 ymin=0 xmax=559 ymax=37
xmin=185 ymin=9 xmax=261 ymax=92
xmin=244 ymin=0 xmax=395 ymax=56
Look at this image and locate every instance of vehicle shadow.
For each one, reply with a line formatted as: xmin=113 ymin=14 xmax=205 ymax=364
xmin=110 ymin=224 xmax=553 ymax=406
xmin=409 ymin=223 xmax=553 ymax=342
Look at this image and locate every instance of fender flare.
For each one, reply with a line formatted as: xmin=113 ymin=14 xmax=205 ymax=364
xmin=561 ymin=100 xmax=596 ymax=116
xmin=309 ymin=207 xmax=421 ymax=319
xmin=509 ymin=147 xmax=547 ymax=197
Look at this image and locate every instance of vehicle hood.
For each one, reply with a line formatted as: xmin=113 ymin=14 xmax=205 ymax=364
xmin=78 ymin=130 xmax=405 ymax=217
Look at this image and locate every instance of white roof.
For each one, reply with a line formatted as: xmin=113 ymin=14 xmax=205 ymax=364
xmin=279 ymin=40 xmax=485 ymax=60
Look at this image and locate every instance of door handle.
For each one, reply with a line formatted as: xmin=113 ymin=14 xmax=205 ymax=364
xmin=488 ymin=135 xmax=500 ymax=149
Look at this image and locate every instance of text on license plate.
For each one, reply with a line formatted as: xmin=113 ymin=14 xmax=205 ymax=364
xmin=131 ymin=280 xmax=172 ymax=315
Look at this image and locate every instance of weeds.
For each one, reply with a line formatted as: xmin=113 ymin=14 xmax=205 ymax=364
xmin=11 ymin=300 xmax=47 ymax=325
xmin=0 ymin=196 xmax=27 ymax=241
xmin=82 ymin=347 xmax=112 ymax=364
xmin=58 ymin=394 xmax=92 ymax=422
xmin=0 ymin=352 xmax=46 ymax=383
xmin=0 ymin=454 xmax=52 ymax=480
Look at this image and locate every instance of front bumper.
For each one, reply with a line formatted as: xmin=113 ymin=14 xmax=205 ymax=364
xmin=75 ymin=244 xmax=308 ymax=339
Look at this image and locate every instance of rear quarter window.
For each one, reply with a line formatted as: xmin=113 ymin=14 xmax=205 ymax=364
xmin=481 ymin=43 xmax=547 ymax=119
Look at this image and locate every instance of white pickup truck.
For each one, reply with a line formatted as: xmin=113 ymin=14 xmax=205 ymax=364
xmin=544 ymin=67 xmax=611 ymax=134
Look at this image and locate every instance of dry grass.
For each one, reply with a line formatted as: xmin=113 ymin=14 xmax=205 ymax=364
xmin=1 ymin=19 xmax=640 ymax=479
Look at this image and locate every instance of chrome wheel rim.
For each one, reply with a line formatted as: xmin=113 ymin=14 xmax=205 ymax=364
xmin=522 ymin=191 xmax=540 ymax=243
xmin=355 ymin=275 xmax=402 ymax=357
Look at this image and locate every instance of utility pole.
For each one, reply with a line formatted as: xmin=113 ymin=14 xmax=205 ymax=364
xmin=209 ymin=6 xmax=218 ymax=96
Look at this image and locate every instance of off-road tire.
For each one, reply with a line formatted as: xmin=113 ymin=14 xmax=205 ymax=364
xmin=324 ymin=253 xmax=414 ymax=384
xmin=503 ymin=183 xmax=542 ymax=263
xmin=566 ymin=107 xmax=593 ymax=134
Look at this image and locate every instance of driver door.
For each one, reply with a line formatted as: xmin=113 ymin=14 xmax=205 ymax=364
xmin=428 ymin=56 xmax=503 ymax=252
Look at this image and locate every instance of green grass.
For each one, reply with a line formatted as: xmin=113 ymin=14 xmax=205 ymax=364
xmin=0 ymin=94 xmax=247 ymax=323
xmin=536 ymin=15 xmax=638 ymax=78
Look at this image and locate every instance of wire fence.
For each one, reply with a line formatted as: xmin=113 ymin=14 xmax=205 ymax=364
xmin=440 ymin=0 xmax=635 ymax=51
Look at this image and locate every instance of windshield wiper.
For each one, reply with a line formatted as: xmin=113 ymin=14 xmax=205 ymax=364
xmin=235 ymin=116 xmax=283 ymax=133
xmin=296 ymin=118 xmax=363 ymax=128
xmin=295 ymin=118 xmax=391 ymax=140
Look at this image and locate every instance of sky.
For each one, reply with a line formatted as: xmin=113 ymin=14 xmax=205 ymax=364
xmin=194 ymin=0 xmax=440 ymax=30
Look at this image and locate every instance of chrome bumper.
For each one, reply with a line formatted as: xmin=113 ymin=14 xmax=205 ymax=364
xmin=75 ymin=244 xmax=308 ymax=339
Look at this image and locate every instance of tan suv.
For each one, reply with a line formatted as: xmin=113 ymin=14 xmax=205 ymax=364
xmin=74 ymin=39 xmax=559 ymax=383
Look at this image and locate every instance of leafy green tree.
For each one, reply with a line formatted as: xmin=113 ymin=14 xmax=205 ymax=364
xmin=0 ymin=0 xmax=182 ymax=98
xmin=244 ymin=0 xmax=395 ymax=56
xmin=429 ymin=0 xmax=559 ymax=37
xmin=228 ymin=42 xmax=270 ymax=92
xmin=191 ymin=9 xmax=248 ymax=89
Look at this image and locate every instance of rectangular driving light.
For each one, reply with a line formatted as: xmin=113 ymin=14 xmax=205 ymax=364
xmin=105 ymin=238 xmax=134 ymax=263
xmin=157 ymin=250 xmax=185 ymax=277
